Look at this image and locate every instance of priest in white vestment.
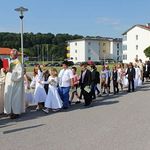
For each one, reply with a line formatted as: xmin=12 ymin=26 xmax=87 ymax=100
xmin=4 ymin=49 xmax=24 ymax=119
xmin=0 ymin=60 xmax=5 ymax=114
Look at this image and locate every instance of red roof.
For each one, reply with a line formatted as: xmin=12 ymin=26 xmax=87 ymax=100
xmin=139 ymin=25 xmax=150 ymax=30
xmin=0 ymin=48 xmax=21 ymax=55
xmin=0 ymin=48 xmax=13 ymax=55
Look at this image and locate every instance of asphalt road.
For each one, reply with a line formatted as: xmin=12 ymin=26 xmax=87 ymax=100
xmin=1 ymin=83 xmax=150 ymax=150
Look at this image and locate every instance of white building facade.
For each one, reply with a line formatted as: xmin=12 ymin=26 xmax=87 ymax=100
xmin=122 ymin=24 xmax=150 ymax=63
xmin=67 ymin=38 xmax=122 ymax=63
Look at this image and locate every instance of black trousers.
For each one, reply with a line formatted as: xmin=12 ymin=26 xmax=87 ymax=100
xmin=128 ymin=79 xmax=134 ymax=92
xmin=81 ymin=85 xmax=92 ymax=105
xmin=113 ymin=80 xmax=119 ymax=94
xmin=91 ymin=83 xmax=96 ymax=99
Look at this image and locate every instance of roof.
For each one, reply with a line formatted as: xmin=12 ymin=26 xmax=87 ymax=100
xmin=0 ymin=48 xmax=13 ymax=55
xmin=67 ymin=37 xmax=122 ymax=43
xmin=0 ymin=48 xmax=21 ymax=55
xmin=122 ymin=24 xmax=150 ymax=35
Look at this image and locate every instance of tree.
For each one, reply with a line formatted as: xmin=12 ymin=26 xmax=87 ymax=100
xmin=144 ymin=46 xmax=150 ymax=59
xmin=0 ymin=32 xmax=84 ymax=61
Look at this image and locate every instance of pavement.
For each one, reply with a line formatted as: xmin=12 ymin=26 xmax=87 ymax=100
xmin=1 ymin=82 xmax=150 ymax=150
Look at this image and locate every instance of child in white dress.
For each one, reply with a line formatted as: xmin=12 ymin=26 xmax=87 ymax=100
xmin=24 ymin=68 xmax=34 ymax=108
xmin=33 ymin=65 xmax=46 ymax=110
xmin=42 ymin=68 xmax=63 ymax=113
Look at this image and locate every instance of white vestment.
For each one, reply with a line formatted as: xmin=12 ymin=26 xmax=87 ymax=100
xmin=0 ymin=69 xmax=5 ymax=114
xmin=134 ymin=67 xmax=141 ymax=88
xmin=4 ymin=59 xmax=24 ymax=114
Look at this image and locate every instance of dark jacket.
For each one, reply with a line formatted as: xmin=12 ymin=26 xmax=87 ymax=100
xmin=79 ymin=69 xmax=92 ymax=88
xmin=143 ymin=64 xmax=150 ymax=73
xmin=112 ymin=70 xmax=118 ymax=81
xmin=91 ymin=69 xmax=100 ymax=84
xmin=126 ymin=67 xmax=135 ymax=80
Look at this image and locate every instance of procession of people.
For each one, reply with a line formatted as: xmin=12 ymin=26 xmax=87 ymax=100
xmin=0 ymin=49 xmax=150 ymax=119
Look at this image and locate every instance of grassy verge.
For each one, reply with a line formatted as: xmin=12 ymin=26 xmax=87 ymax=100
xmin=25 ymin=64 xmax=115 ymax=74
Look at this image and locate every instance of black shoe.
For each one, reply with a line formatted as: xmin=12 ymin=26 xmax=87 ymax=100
xmin=75 ymin=101 xmax=81 ymax=104
xmin=10 ymin=114 xmax=19 ymax=119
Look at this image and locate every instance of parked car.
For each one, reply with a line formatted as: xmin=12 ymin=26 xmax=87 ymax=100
xmin=52 ymin=62 xmax=61 ymax=66
xmin=68 ymin=61 xmax=74 ymax=66
xmin=45 ymin=63 xmax=52 ymax=67
xmin=75 ymin=62 xmax=81 ymax=65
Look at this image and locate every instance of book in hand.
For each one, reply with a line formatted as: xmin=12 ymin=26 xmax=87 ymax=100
xmin=84 ymin=86 xmax=91 ymax=93
xmin=49 ymin=79 xmax=57 ymax=86
xmin=2 ymin=58 xmax=10 ymax=70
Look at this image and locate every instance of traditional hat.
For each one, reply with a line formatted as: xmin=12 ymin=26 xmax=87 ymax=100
xmin=10 ymin=49 xmax=18 ymax=58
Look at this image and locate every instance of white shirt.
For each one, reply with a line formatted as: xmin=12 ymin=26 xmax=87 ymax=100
xmin=81 ymin=70 xmax=87 ymax=83
xmin=146 ymin=65 xmax=148 ymax=71
xmin=58 ymin=68 xmax=73 ymax=87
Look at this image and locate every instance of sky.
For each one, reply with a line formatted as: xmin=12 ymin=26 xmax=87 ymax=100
xmin=0 ymin=0 xmax=150 ymax=38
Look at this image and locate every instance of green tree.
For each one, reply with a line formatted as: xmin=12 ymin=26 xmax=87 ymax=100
xmin=144 ymin=46 xmax=150 ymax=59
xmin=0 ymin=32 xmax=84 ymax=61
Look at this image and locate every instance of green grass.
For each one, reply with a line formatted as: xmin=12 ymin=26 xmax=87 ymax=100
xmin=25 ymin=64 xmax=115 ymax=75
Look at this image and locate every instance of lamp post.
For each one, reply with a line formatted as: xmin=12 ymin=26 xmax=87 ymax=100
xmin=103 ymin=50 xmax=106 ymax=65
xmin=15 ymin=6 xmax=28 ymax=64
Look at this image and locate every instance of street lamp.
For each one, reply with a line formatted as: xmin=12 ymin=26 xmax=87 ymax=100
xmin=103 ymin=50 xmax=106 ymax=65
xmin=15 ymin=6 xmax=28 ymax=64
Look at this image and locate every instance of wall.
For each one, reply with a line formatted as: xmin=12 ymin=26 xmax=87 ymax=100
xmin=123 ymin=26 xmax=150 ymax=63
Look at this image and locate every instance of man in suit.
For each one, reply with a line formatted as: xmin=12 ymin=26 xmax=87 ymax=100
xmin=126 ymin=62 xmax=135 ymax=92
xmin=79 ymin=62 xmax=92 ymax=106
xmin=143 ymin=61 xmax=150 ymax=82
xmin=112 ymin=66 xmax=119 ymax=94
xmin=90 ymin=64 xmax=100 ymax=99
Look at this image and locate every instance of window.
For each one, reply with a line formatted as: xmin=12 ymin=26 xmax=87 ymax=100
xmin=88 ymin=57 xmax=91 ymax=60
xmin=75 ymin=42 xmax=77 ymax=46
xmin=103 ymin=50 xmax=106 ymax=53
xmin=117 ymin=50 xmax=119 ymax=55
xmin=117 ymin=43 xmax=119 ymax=49
xmin=123 ymin=35 xmax=127 ymax=41
xmin=88 ymin=42 xmax=91 ymax=45
xmin=123 ymin=54 xmax=127 ymax=60
xmin=136 ymin=45 xmax=138 ymax=50
xmin=75 ymin=57 xmax=77 ymax=60
xmin=136 ymin=35 xmax=138 ymax=40
xmin=88 ymin=49 xmax=91 ymax=53
xmin=122 ymin=44 xmax=127 ymax=51
xmin=75 ymin=49 xmax=77 ymax=53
